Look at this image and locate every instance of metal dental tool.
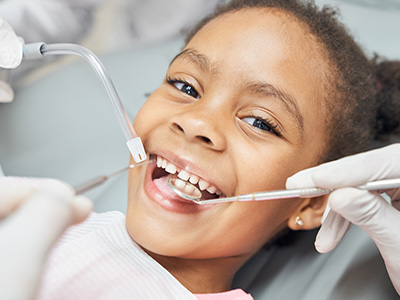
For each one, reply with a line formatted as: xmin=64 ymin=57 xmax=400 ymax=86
xmin=168 ymin=177 xmax=400 ymax=205
xmin=75 ymin=160 xmax=152 ymax=195
xmin=22 ymin=42 xmax=146 ymax=163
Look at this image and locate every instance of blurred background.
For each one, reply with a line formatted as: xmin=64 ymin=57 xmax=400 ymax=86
xmin=82 ymin=0 xmax=400 ymax=59
xmin=1 ymin=2 xmax=398 ymax=298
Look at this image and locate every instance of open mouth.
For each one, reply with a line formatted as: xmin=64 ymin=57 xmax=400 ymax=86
xmin=151 ymin=154 xmax=225 ymax=201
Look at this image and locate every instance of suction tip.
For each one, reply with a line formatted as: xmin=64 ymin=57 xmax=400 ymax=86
xmin=127 ymin=137 xmax=147 ymax=163
xmin=23 ymin=43 xmax=45 ymax=60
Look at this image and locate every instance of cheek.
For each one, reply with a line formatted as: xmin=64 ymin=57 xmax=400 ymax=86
xmin=238 ymin=200 xmax=300 ymax=245
xmin=197 ymin=200 xmax=302 ymax=258
xmin=133 ymin=102 xmax=153 ymax=136
xmin=133 ymin=91 xmax=168 ymax=136
xmin=233 ymin=146 xmax=302 ymax=194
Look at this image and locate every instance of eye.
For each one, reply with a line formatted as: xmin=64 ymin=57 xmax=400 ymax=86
xmin=242 ymin=116 xmax=281 ymax=136
xmin=167 ymin=77 xmax=200 ymax=99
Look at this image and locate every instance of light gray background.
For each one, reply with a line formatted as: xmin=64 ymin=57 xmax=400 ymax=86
xmin=0 ymin=1 xmax=399 ymax=299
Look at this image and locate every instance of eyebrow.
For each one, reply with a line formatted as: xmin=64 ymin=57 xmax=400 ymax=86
xmin=170 ymin=49 xmax=212 ymax=73
xmin=170 ymin=49 xmax=304 ymax=130
xmin=247 ymin=82 xmax=304 ymax=130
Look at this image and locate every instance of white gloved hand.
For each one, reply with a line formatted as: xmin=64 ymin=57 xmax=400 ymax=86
xmin=286 ymin=143 xmax=400 ymax=294
xmin=0 ymin=17 xmax=24 ymax=103
xmin=0 ymin=177 xmax=92 ymax=300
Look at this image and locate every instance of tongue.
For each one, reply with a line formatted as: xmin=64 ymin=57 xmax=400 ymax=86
xmin=153 ymin=174 xmax=182 ymax=199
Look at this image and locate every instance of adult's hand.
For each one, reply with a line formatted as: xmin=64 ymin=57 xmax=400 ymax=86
xmin=0 ymin=177 xmax=92 ymax=300
xmin=0 ymin=17 xmax=24 ymax=102
xmin=286 ymin=144 xmax=400 ymax=294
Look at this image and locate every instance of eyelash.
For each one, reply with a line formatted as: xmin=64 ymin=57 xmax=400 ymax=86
xmin=243 ymin=115 xmax=282 ymax=137
xmin=166 ymin=76 xmax=200 ymax=99
xmin=166 ymin=76 xmax=281 ymax=137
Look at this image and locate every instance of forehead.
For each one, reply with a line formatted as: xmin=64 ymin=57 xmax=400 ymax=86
xmin=178 ymin=7 xmax=330 ymax=142
xmin=185 ymin=8 xmax=327 ymax=77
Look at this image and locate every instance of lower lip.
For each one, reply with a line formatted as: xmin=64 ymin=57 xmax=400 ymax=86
xmin=144 ymin=161 xmax=214 ymax=214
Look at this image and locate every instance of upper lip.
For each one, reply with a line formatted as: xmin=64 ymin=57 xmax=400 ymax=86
xmin=151 ymin=149 xmax=227 ymax=196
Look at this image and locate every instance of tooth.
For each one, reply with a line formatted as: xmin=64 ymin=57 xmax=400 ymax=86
xmin=206 ymin=186 xmax=217 ymax=194
xmin=184 ymin=183 xmax=196 ymax=195
xmin=198 ymin=179 xmax=210 ymax=191
xmin=178 ymin=170 xmax=190 ymax=181
xmin=161 ymin=159 xmax=168 ymax=169
xmin=157 ymin=156 xmax=163 ymax=168
xmin=189 ymin=174 xmax=199 ymax=185
xmin=174 ymin=178 xmax=186 ymax=189
xmin=165 ymin=163 xmax=177 ymax=174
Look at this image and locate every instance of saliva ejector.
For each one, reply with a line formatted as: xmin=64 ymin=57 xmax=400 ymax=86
xmin=22 ymin=43 xmax=146 ymax=163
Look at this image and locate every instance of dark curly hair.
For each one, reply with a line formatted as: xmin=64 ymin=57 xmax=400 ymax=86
xmin=184 ymin=0 xmax=400 ymax=163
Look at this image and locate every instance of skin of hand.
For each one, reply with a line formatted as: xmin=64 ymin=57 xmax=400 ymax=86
xmin=0 ymin=178 xmax=92 ymax=300
xmin=286 ymin=143 xmax=400 ymax=294
xmin=0 ymin=17 xmax=24 ymax=102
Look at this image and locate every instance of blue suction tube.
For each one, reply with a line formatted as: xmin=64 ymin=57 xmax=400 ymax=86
xmin=22 ymin=42 xmax=147 ymax=163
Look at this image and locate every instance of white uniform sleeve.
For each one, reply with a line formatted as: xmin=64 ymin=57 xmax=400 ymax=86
xmin=0 ymin=0 xmax=105 ymax=43
xmin=108 ymin=0 xmax=222 ymax=48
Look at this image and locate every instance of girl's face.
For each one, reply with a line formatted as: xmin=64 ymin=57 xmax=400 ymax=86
xmin=127 ymin=8 xmax=329 ymax=261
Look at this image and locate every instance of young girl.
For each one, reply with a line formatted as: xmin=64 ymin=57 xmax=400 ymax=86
xmin=34 ymin=0 xmax=400 ymax=299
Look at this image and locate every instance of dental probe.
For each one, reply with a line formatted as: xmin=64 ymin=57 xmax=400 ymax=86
xmin=168 ymin=177 xmax=400 ymax=204
xmin=75 ymin=160 xmax=152 ymax=195
xmin=22 ymin=42 xmax=146 ymax=163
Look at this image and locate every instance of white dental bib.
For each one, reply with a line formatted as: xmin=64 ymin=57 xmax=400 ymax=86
xmin=37 ymin=211 xmax=197 ymax=300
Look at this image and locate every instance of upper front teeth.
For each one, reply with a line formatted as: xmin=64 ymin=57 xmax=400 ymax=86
xmin=156 ymin=155 xmax=220 ymax=195
xmin=177 ymin=170 xmax=190 ymax=181
xmin=198 ymin=179 xmax=209 ymax=191
xmin=165 ymin=164 xmax=177 ymax=174
xmin=189 ymin=174 xmax=199 ymax=185
xmin=178 ymin=170 xmax=200 ymax=185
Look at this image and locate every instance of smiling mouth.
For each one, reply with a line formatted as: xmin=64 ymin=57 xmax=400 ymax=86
xmin=151 ymin=154 xmax=224 ymax=201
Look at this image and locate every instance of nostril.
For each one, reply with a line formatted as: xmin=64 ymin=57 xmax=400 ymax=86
xmin=177 ymin=124 xmax=184 ymax=131
xmin=172 ymin=123 xmax=185 ymax=133
xmin=170 ymin=120 xmax=217 ymax=147
xmin=200 ymin=136 xmax=212 ymax=144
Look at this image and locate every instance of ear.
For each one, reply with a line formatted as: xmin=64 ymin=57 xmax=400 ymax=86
xmin=287 ymin=195 xmax=328 ymax=231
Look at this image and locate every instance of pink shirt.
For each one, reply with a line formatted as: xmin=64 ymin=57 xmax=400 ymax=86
xmin=37 ymin=211 xmax=253 ymax=300
xmin=195 ymin=289 xmax=253 ymax=299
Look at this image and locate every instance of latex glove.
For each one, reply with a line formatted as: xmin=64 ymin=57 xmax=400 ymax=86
xmin=0 ymin=17 xmax=24 ymax=103
xmin=0 ymin=177 xmax=92 ymax=300
xmin=286 ymin=143 xmax=400 ymax=294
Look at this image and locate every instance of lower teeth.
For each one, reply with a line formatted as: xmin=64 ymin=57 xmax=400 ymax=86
xmin=168 ymin=178 xmax=202 ymax=200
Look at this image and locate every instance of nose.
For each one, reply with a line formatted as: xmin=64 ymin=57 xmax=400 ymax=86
xmin=168 ymin=107 xmax=227 ymax=151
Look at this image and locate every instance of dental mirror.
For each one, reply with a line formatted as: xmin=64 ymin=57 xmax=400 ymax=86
xmin=168 ymin=178 xmax=202 ymax=202
xmin=169 ymin=177 xmax=400 ymax=205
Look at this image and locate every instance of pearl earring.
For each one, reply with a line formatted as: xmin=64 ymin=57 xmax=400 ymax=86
xmin=295 ymin=216 xmax=304 ymax=227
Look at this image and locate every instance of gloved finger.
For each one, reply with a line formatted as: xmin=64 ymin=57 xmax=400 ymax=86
xmin=0 ymin=184 xmax=34 ymax=219
xmin=327 ymin=187 xmax=400 ymax=244
xmin=315 ymin=210 xmax=352 ymax=253
xmin=0 ymin=176 xmax=75 ymax=198
xmin=0 ymin=79 xmax=14 ymax=103
xmin=0 ymin=176 xmax=92 ymax=224
xmin=314 ymin=187 xmax=391 ymax=253
xmin=0 ymin=187 xmax=91 ymax=275
xmin=70 ymin=195 xmax=93 ymax=225
xmin=0 ymin=18 xmax=23 ymax=68
xmin=286 ymin=144 xmax=400 ymax=190
xmin=331 ymin=188 xmax=400 ymax=294
xmin=0 ymin=191 xmax=79 ymax=300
